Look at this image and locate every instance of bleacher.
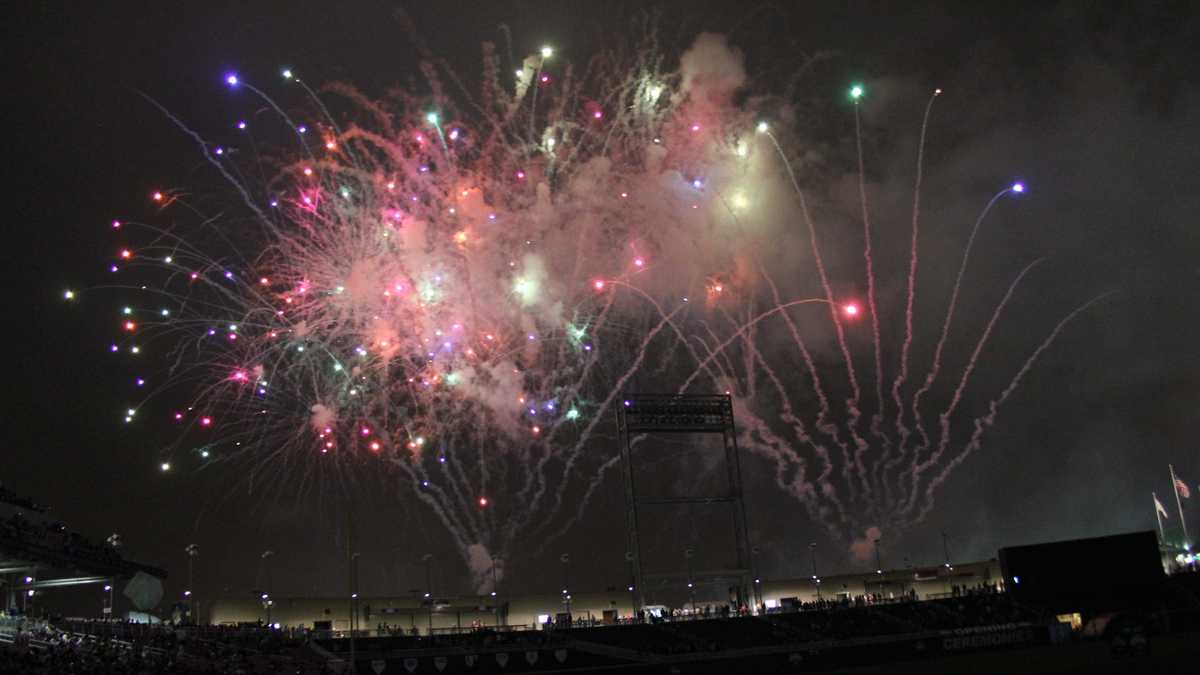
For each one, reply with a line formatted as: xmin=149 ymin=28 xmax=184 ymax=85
xmin=2 ymin=619 xmax=324 ymax=674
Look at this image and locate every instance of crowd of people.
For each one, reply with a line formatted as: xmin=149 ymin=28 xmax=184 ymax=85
xmin=2 ymin=623 xmax=187 ymax=675
xmin=555 ymin=592 xmax=1044 ymax=655
xmin=1 ymin=619 xmax=332 ymax=674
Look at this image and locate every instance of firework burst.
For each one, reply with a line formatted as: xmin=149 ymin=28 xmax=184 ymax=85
xmin=77 ymin=30 xmax=1105 ymax=581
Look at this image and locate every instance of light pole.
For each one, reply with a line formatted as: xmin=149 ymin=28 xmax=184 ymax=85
xmin=103 ymin=583 xmax=113 ymax=619
xmin=422 ymin=553 xmax=434 ymax=634
xmin=942 ymin=532 xmax=954 ymax=571
xmin=106 ymin=535 xmax=122 ymax=619
xmin=624 ymin=551 xmax=637 ymax=621
xmin=260 ymin=550 xmax=274 ymax=593
xmin=260 ymin=592 xmax=271 ymax=625
xmin=750 ymin=545 xmax=761 ymax=609
xmin=490 ymin=556 xmax=500 ymax=626
xmin=259 ymin=550 xmax=274 ymax=624
xmin=560 ymin=553 xmax=571 ymax=618
xmin=185 ymin=544 xmax=199 ymax=623
xmin=809 ymin=543 xmax=821 ymax=600
xmin=350 ymin=550 xmax=360 ymax=663
xmin=20 ymin=576 xmax=34 ymax=616
xmin=873 ymin=539 xmax=883 ymax=596
xmin=685 ymin=547 xmax=696 ymax=613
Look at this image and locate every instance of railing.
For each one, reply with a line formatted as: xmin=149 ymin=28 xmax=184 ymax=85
xmin=0 ymin=616 xmax=46 ymax=634
xmin=493 ymin=623 xmax=537 ymax=633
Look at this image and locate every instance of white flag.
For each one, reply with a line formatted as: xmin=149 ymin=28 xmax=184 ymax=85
xmin=1155 ymin=494 xmax=1170 ymax=519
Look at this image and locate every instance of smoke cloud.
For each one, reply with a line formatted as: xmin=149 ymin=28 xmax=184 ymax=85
xmin=849 ymin=526 xmax=883 ymax=562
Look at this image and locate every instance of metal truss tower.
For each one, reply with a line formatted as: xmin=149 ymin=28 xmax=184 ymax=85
xmin=616 ymin=394 xmax=751 ymax=610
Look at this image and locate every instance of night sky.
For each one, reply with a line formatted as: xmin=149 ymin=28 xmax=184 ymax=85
xmin=8 ymin=1 xmax=1200 ymax=614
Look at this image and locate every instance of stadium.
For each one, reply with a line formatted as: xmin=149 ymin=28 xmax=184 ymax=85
xmin=6 ymin=476 xmax=1200 ymax=673
xmin=9 ymin=1 xmax=1200 ymax=673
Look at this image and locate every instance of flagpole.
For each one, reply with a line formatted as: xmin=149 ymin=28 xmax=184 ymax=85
xmin=1170 ymin=464 xmax=1190 ymax=545
xmin=1153 ymin=491 xmax=1166 ymax=543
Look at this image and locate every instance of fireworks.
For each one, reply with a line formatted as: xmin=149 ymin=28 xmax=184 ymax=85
xmin=73 ymin=29 xmax=1105 ymax=580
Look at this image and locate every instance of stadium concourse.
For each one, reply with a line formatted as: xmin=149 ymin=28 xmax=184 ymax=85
xmin=206 ymin=560 xmax=1002 ymax=633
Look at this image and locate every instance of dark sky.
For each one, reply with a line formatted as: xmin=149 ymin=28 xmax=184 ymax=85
xmin=8 ymin=1 xmax=1200 ymax=614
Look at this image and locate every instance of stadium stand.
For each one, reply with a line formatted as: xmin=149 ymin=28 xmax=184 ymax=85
xmin=1 ymin=508 xmax=164 ymax=581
